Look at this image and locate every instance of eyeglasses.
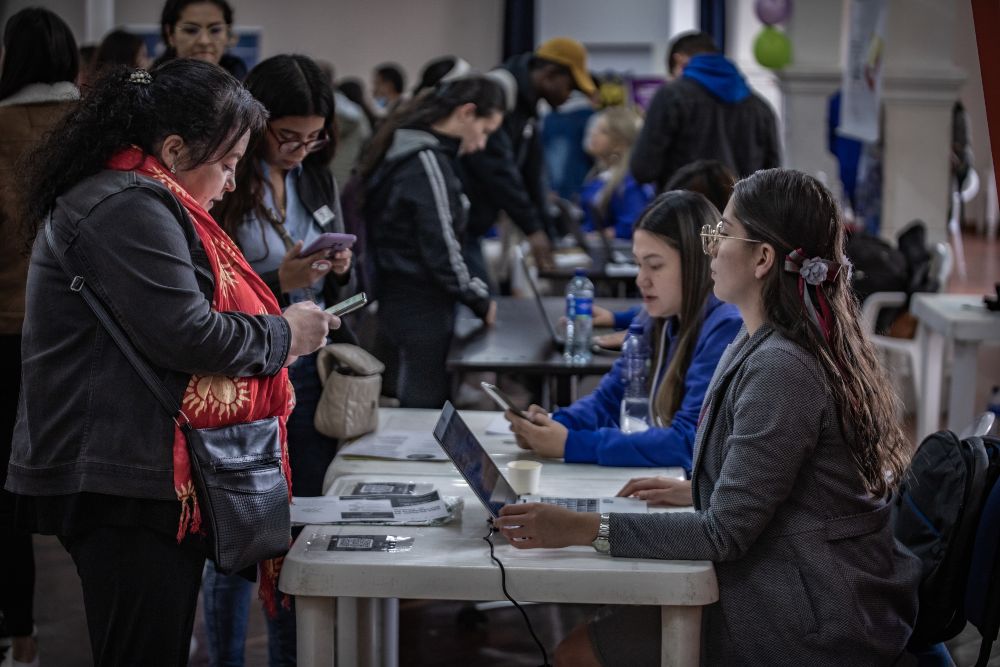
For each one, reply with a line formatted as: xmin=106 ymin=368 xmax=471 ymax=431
xmin=700 ymin=221 xmax=762 ymax=256
xmin=268 ymin=126 xmax=329 ymax=155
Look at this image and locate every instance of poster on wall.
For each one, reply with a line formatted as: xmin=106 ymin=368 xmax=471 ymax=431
xmin=124 ymin=24 xmax=261 ymax=71
xmin=838 ymin=0 xmax=888 ymax=143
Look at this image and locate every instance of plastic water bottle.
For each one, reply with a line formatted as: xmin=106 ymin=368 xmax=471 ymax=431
xmin=619 ymin=321 xmax=651 ymax=433
xmin=564 ymin=268 xmax=594 ymax=365
xmin=988 ymin=386 xmax=1000 ymax=420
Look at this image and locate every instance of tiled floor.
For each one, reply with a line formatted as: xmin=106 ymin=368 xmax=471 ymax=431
xmin=7 ymin=231 xmax=1000 ymax=667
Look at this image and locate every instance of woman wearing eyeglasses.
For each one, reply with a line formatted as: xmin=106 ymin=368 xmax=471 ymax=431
xmin=152 ymin=0 xmax=247 ymax=80
xmin=211 ymin=53 xmax=352 ymax=667
xmin=495 ymin=169 xmax=920 ymax=666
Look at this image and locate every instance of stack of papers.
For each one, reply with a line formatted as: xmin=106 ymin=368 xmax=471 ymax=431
xmin=292 ymin=481 xmax=461 ymax=526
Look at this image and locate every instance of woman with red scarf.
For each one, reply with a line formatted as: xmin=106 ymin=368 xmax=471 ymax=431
xmin=5 ymin=59 xmax=338 ymax=666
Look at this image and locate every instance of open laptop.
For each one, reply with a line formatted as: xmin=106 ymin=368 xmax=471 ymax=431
xmin=518 ymin=246 xmax=584 ymax=350
xmin=432 ymin=402 xmax=648 ymax=517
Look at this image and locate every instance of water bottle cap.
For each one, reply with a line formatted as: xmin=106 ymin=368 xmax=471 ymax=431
xmin=574 ymin=268 xmax=587 ymax=277
xmin=628 ymin=322 xmax=644 ymax=334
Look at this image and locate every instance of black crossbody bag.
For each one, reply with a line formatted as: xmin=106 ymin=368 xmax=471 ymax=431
xmin=44 ymin=218 xmax=290 ymax=575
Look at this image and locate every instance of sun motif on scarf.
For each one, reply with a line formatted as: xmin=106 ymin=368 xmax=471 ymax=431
xmin=182 ymin=375 xmax=252 ymax=419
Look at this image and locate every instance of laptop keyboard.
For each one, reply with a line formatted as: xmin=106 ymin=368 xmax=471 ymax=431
xmin=537 ymin=497 xmax=600 ymax=513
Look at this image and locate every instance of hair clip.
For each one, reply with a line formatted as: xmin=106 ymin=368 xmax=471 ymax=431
xmin=784 ymin=248 xmax=841 ymax=286
xmin=128 ymin=69 xmax=152 ymax=85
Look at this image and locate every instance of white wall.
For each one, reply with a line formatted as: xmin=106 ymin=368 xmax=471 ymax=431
xmin=1 ymin=1 xmax=503 ymax=86
xmin=113 ymin=0 xmax=503 ymax=84
xmin=537 ymin=0 xmax=696 ymax=76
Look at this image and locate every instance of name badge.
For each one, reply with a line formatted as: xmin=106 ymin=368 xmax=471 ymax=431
xmin=313 ymin=205 xmax=335 ymax=225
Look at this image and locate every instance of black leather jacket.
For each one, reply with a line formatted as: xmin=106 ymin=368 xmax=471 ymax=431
xmin=6 ymin=170 xmax=290 ymax=500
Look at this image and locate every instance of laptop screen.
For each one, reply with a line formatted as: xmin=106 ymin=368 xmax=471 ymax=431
xmin=433 ymin=402 xmax=518 ymax=517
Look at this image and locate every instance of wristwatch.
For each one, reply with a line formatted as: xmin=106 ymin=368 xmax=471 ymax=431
xmin=592 ymin=513 xmax=611 ymax=554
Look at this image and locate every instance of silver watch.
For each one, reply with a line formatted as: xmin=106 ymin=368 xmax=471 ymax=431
xmin=592 ymin=513 xmax=611 ymax=554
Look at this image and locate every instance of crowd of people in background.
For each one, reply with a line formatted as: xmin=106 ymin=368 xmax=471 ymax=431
xmin=0 ymin=2 xmax=932 ymax=666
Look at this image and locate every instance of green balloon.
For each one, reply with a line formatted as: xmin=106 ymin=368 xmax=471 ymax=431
xmin=754 ymin=26 xmax=792 ymax=69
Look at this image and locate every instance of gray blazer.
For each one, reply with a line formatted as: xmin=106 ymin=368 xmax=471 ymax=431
xmin=609 ymin=325 xmax=920 ymax=666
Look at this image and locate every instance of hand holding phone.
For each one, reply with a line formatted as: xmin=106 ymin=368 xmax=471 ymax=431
xmin=298 ymin=233 xmax=356 ymax=258
xmin=325 ymin=292 xmax=368 ymax=317
xmin=481 ymin=382 xmax=530 ymax=420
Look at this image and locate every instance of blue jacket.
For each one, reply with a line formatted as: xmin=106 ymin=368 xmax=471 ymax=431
xmin=554 ymin=295 xmax=741 ymax=470
xmin=579 ymin=172 xmax=655 ymax=240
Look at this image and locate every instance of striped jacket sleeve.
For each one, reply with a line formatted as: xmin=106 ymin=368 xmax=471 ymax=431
xmin=402 ymin=149 xmax=491 ymax=317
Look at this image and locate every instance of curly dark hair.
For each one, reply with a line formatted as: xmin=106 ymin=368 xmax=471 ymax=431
xmin=23 ymin=58 xmax=267 ymax=239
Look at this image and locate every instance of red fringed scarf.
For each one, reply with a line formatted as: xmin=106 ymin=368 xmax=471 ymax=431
xmin=107 ymin=147 xmax=294 ymax=615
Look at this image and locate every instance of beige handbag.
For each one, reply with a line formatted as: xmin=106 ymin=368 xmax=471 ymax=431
xmin=314 ymin=344 xmax=384 ymax=439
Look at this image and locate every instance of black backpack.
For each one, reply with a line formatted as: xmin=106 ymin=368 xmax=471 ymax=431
xmin=893 ymin=431 xmax=1000 ymax=646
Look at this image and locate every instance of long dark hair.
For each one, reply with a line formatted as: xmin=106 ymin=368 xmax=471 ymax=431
xmin=633 ymin=190 xmax=718 ymax=426
xmin=0 ymin=8 xmax=79 ymax=101
xmin=730 ymin=168 xmax=909 ymax=497
xmin=23 ymin=59 xmax=267 ymax=237
xmin=215 ymin=54 xmax=336 ymax=240
xmin=357 ymin=76 xmax=505 ymax=181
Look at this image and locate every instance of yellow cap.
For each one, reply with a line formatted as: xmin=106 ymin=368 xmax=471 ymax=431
xmin=535 ymin=37 xmax=596 ymax=95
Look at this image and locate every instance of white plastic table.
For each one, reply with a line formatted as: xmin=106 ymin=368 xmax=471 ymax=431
xmin=281 ymin=472 xmax=717 ymax=667
xmin=286 ymin=408 xmax=707 ymax=667
xmin=321 ymin=408 xmax=686 ymax=493
xmin=912 ymin=294 xmax=1000 ymax=438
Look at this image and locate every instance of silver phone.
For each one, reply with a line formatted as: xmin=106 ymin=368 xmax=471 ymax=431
xmin=325 ymin=292 xmax=368 ymax=317
xmin=480 ymin=382 xmax=530 ymax=420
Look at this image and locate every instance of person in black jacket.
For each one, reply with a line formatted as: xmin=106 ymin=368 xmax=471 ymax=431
xmin=359 ymin=76 xmax=505 ymax=408
xmin=462 ymin=37 xmax=596 ymax=279
xmin=212 ymin=53 xmax=354 ymax=665
xmin=630 ymin=31 xmax=781 ymax=192
xmin=9 ymin=59 xmax=336 ymax=667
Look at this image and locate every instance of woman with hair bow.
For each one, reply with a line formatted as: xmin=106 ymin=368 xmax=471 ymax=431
xmin=496 ymin=168 xmax=921 ymax=666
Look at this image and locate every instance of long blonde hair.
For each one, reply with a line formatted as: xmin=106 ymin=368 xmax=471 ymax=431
xmin=589 ymin=106 xmax=642 ymax=223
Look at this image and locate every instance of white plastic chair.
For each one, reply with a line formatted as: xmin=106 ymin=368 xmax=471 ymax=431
xmin=861 ymin=243 xmax=953 ymax=410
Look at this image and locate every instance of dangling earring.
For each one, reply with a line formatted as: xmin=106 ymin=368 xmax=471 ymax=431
xmin=170 ymin=163 xmax=177 ymax=174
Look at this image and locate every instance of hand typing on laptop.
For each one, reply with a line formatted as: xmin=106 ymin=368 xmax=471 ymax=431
xmin=494 ymin=502 xmax=602 ymax=550
xmin=617 ymin=476 xmax=693 ymax=507
xmin=505 ymin=405 xmax=569 ymax=458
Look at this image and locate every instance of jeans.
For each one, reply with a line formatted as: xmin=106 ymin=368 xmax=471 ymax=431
xmin=202 ymin=352 xmax=332 ymax=665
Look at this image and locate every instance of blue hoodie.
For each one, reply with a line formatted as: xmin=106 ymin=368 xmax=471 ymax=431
xmin=682 ymin=53 xmax=751 ymax=104
xmin=554 ymin=295 xmax=742 ymax=470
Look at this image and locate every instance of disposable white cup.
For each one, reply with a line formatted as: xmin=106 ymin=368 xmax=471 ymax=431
xmin=506 ymin=460 xmax=542 ymax=495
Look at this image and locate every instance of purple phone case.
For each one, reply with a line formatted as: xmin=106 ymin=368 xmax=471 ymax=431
xmin=298 ymin=233 xmax=356 ymax=257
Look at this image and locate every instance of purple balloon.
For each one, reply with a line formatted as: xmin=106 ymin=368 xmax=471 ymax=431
xmin=755 ymin=0 xmax=792 ymax=25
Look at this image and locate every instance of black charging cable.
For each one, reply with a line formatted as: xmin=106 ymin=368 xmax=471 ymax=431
xmin=483 ymin=522 xmax=551 ymax=667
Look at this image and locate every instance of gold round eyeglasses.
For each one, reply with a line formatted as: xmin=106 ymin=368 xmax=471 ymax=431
xmin=700 ymin=221 xmax=762 ymax=256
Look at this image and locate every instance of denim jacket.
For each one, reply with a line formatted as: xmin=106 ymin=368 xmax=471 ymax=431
xmin=6 ymin=170 xmax=290 ymax=500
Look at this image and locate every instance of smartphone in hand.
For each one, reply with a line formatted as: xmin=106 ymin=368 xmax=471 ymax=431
xmin=325 ymin=292 xmax=368 ymax=317
xmin=481 ymin=382 xmax=531 ymax=420
xmin=299 ymin=233 xmax=356 ymax=258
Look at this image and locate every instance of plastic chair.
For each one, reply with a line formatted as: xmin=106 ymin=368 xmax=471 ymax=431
xmin=861 ymin=243 xmax=952 ymax=409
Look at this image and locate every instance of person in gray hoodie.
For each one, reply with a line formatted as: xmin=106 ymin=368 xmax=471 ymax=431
xmin=359 ymin=76 xmax=505 ymax=408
